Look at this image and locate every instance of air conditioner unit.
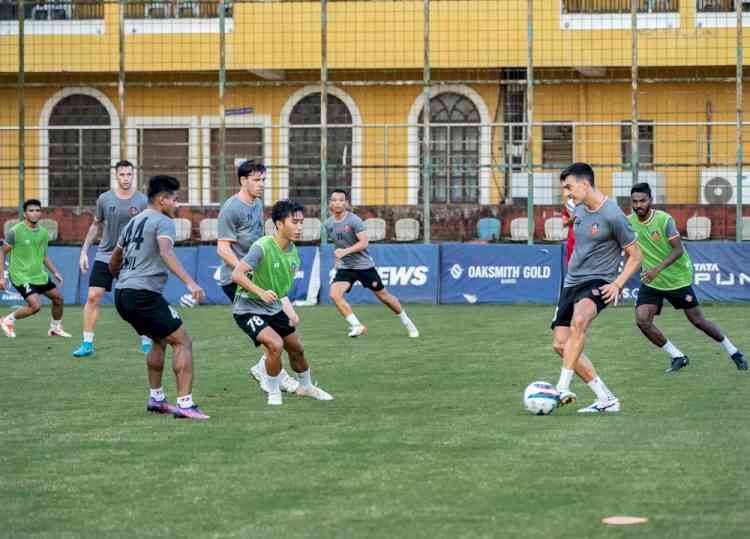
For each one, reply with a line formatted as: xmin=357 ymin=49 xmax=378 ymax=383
xmin=612 ymin=171 xmax=667 ymax=206
xmin=510 ymin=172 xmax=559 ymax=205
xmin=700 ymin=168 xmax=750 ymax=205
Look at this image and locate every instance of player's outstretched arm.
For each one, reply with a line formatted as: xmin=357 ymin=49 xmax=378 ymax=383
xmin=158 ymin=237 xmax=204 ymax=302
xmin=231 ymin=260 xmax=277 ymax=304
xmin=0 ymin=242 xmax=10 ymax=289
xmin=43 ymin=255 xmax=63 ymax=285
xmin=80 ymin=219 xmax=102 ymax=273
xmin=217 ymin=239 xmax=240 ymax=270
xmin=109 ymin=244 xmax=123 ymax=278
xmin=641 ymin=235 xmax=684 ymax=284
xmin=281 ymin=297 xmax=299 ymax=327
xmin=601 ymin=242 xmax=643 ymax=304
xmin=335 ymin=231 xmax=369 ymax=260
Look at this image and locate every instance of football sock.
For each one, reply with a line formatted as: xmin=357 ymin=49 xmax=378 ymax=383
xmin=266 ymin=374 xmax=281 ymax=394
xmin=50 ymin=319 xmax=62 ymax=330
xmin=5 ymin=313 xmax=16 ymax=323
xmin=298 ymin=369 xmax=312 ymax=388
xmin=83 ymin=331 xmax=94 ymax=344
xmin=720 ymin=337 xmax=738 ymax=356
xmin=150 ymin=387 xmax=165 ymax=402
xmin=345 ymin=313 xmax=361 ymax=327
xmin=557 ymin=368 xmax=574 ymax=391
xmin=254 ymin=357 xmax=267 ymax=374
xmin=398 ymin=310 xmax=412 ymax=325
xmin=661 ymin=340 xmax=684 ymax=359
xmin=588 ymin=377 xmax=615 ymax=402
xmin=177 ymin=394 xmax=194 ymax=409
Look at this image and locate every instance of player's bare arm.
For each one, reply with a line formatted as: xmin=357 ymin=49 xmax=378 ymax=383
xmin=641 ymin=235 xmax=683 ymax=284
xmin=43 ymin=255 xmax=63 ymax=285
xmin=231 ymin=259 xmax=277 ymax=304
xmin=217 ymin=238 xmax=241 ymax=269
xmin=80 ymin=218 xmax=102 ymax=273
xmin=281 ymin=296 xmax=299 ymax=327
xmin=0 ymin=242 xmax=10 ymax=289
xmin=600 ymin=241 xmax=643 ymax=304
xmin=157 ymin=237 xmax=204 ymax=303
xmin=335 ymin=231 xmax=369 ymax=260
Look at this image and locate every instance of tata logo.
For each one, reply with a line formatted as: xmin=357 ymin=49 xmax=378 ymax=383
xmin=450 ymin=264 xmax=463 ymax=280
xmin=694 ymin=263 xmax=750 ymax=287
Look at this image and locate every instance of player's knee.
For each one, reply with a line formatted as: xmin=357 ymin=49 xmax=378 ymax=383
xmin=635 ymin=312 xmax=652 ymax=330
xmin=86 ymin=289 xmax=104 ymax=305
xmin=570 ymin=315 xmax=590 ymax=334
xmin=266 ymin=338 xmax=283 ymax=357
xmin=28 ymin=300 xmax=41 ymax=313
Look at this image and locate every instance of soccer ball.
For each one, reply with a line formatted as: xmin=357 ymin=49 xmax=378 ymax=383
xmin=523 ymin=381 xmax=560 ymax=415
xmin=179 ymin=293 xmax=197 ymax=309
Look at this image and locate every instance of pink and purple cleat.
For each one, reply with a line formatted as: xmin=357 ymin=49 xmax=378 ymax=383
xmin=173 ymin=405 xmax=210 ymax=421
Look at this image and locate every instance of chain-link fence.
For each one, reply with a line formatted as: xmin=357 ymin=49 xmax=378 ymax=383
xmin=0 ymin=0 xmax=748 ymax=242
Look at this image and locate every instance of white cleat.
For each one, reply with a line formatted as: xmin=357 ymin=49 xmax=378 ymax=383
xmin=48 ymin=326 xmax=72 ymax=338
xmin=406 ymin=324 xmax=420 ymax=338
xmin=577 ymin=398 xmax=621 ymax=413
xmin=557 ymin=389 xmax=577 ymax=407
xmin=296 ymin=385 xmax=334 ymax=401
xmin=348 ymin=324 xmax=367 ymax=338
xmin=280 ymin=370 xmax=300 ymax=393
xmin=267 ymin=391 xmax=283 ymax=406
xmin=1 ymin=317 xmax=16 ymax=338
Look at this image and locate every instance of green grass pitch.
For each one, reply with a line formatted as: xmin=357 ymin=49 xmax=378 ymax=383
xmin=2 ymin=303 xmax=748 ymax=538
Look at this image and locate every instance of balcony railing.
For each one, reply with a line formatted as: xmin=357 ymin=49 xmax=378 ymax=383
xmin=124 ymin=0 xmax=232 ymax=19
xmin=563 ymin=0 xmax=679 ymax=13
xmin=697 ymin=0 xmax=750 ymax=12
xmin=0 ymin=0 xmax=103 ymax=20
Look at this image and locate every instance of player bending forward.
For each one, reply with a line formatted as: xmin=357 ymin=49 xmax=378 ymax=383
xmin=325 ymin=190 xmax=419 ymax=338
xmin=629 ymin=182 xmax=746 ymax=373
xmin=551 ymin=163 xmax=643 ymax=413
xmin=232 ymin=199 xmax=333 ymax=406
xmin=0 ymin=199 xmax=70 ymax=339
xmin=110 ymin=175 xmax=209 ymax=420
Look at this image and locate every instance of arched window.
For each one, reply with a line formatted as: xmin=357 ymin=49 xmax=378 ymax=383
xmin=48 ymin=94 xmax=111 ymax=206
xmin=419 ymin=93 xmax=480 ymax=203
xmin=289 ymin=93 xmax=352 ymax=205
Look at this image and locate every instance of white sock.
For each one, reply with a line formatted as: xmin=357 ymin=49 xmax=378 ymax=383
xmin=141 ymin=335 xmax=152 ymax=345
xmin=5 ymin=312 xmax=16 ymax=323
xmin=50 ymin=319 xmax=61 ymax=330
xmin=177 ymin=394 xmax=194 ymax=409
xmin=557 ymin=368 xmax=574 ymax=391
xmin=298 ymin=369 xmax=312 ymax=388
xmin=149 ymin=386 xmax=165 ymax=401
xmin=661 ymin=340 xmax=684 ymax=359
xmin=255 ymin=356 xmax=267 ymax=374
xmin=345 ymin=313 xmax=361 ymax=327
xmin=588 ymin=377 xmax=616 ymax=402
xmin=266 ymin=374 xmax=281 ymax=394
xmin=398 ymin=310 xmax=412 ymax=325
xmin=720 ymin=337 xmax=738 ymax=356
xmin=83 ymin=331 xmax=94 ymax=344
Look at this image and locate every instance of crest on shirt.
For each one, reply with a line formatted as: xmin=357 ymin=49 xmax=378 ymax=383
xmin=128 ymin=207 xmax=140 ymax=217
xmin=650 ymin=230 xmax=661 ymax=241
xmin=591 ymin=223 xmax=600 ymax=236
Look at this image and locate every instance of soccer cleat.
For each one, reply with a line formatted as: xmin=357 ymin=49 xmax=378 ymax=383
xmin=295 ymin=384 xmax=334 ymax=401
xmin=267 ymin=391 xmax=283 ymax=406
xmin=577 ymin=398 xmax=621 ymax=413
xmin=48 ymin=326 xmax=72 ymax=338
xmin=72 ymin=342 xmax=94 ymax=357
xmin=1 ymin=317 xmax=16 ymax=338
xmin=348 ymin=324 xmax=367 ymax=338
xmin=147 ymin=397 xmax=177 ymax=415
xmin=557 ymin=389 xmax=577 ymax=407
xmin=730 ymin=352 xmax=748 ymax=371
xmin=406 ymin=323 xmax=420 ymax=338
xmin=280 ymin=370 xmax=300 ymax=393
xmin=173 ymin=405 xmax=210 ymax=420
xmin=665 ymin=355 xmax=689 ymax=373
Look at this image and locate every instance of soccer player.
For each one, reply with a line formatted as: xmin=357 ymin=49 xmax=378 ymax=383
xmin=216 ymin=160 xmax=298 ymax=393
xmin=629 ymin=182 xmax=747 ymax=372
xmin=551 ymin=163 xmax=643 ymax=413
xmin=73 ymin=160 xmax=149 ymax=357
xmin=231 ymin=199 xmax=333 ymax=406
xmin=0 ymin=199 xmax=70 ymax=338
xmin=109 ymin=175 xmax=209 ymax=420
xmin=325 ymin=189 xmax=419 ymax=338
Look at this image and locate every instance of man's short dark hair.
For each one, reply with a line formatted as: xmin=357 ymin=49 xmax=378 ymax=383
xmin=330 ymin=189 xmax=348 ymax=200
xmin=114 ymin=160 xmax=134 ymax=171
xmin=23 ymin=198 xmax=42 ymax=211
xmin=271 ymin=199 xmax=304 ymax=227
xmin=237 ymin=160 xmax=266 ymax=182
xmin=631 ymin=182 xmax=652 ymax=199
xmin=147 ymin=175 xmax=180 ymax=201
xmin=560 ymin=162 xmax=595 ymax=186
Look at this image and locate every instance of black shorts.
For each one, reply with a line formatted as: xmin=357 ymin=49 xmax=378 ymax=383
xmin=114 ymin=288 xmax=183 ymax=340
xmin=221 ymin=282 xmax=237 ymax=302
xmin=636 ymin=284 xmax=699 ymax=315
xmin=333 ymin=267 xmax=385 ymax=292
xmin=233 ymin=311 xmax=295 ymax=347
xmin=89 ymin=260 xmax=115 ymax=291
xmin=551 ymin=279 xmax=610 ymax=329
xmin=12 ymin=277 xmax=56 ymax=300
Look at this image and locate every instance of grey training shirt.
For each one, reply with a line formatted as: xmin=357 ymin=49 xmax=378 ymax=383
xmin=217 ymin=195 xmax=264 ymax=286
xmin=564 ymin=197 xmax=636 ymax=287
xmin=324 ymin=212 xmax=374 ymax=270
xmin=115 ymin=209 xmax=176 ymax=294
xmin=94 ymin=190 xmax=148 ymax=263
